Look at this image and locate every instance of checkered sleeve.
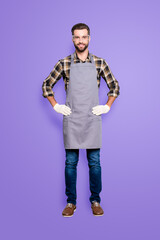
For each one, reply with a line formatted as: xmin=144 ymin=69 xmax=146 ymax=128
xmin=100 ymin=59 xmax=120 ymax=98
xmin=42 ymin=60 xmax=63 ymax=98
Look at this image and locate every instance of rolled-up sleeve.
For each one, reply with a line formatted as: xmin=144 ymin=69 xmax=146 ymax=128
xmin=100 ymin=59 xmax=120 ymax=98
xmin=42 ymin=60 xmax=63 ymax=98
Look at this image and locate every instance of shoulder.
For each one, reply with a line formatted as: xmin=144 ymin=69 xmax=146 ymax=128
xmin=91 ymin=53 xmax=103 ymax=60
xmin=58 ymin=54 xmax=72 ymax=65
xmin=92 ymin=53 xmax=107 ymax=63
xmin=91 ymin=53 xmax=108 ymax=69
xmin=51 ymin=55 xmax=71 ymax=72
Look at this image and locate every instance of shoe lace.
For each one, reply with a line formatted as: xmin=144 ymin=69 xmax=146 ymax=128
xmin=93 ymin=201 xmax=99 ymax=207
xmin=67 ymin=203 xmax=74 ymax=208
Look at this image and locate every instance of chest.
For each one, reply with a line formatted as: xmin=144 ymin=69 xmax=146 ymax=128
xmin=64 ymin=63 xmax=101 ymax=81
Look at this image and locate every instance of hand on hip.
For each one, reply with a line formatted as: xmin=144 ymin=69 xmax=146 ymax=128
xmin=92 ymin=104 xmax=110 ymax=115
xmin=53 ymin=103 xmax=72 ymax=116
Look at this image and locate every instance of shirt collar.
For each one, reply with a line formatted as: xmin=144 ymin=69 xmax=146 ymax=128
xmin=73 ymin=50 xmax=91 ymax=62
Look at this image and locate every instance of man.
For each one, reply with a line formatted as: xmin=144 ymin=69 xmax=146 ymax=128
xmin=42 ymin=23 xmax=120 ymax=217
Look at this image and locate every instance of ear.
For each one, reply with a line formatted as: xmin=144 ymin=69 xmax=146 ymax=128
xmin=89 ymin=35 xmax=91 ymax=42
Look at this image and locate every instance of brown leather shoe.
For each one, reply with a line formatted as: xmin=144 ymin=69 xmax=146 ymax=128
xmin=91 ymin=201 xmax=104 ymax=216
xmin=62 ymin=203 xmax=76 ymax=217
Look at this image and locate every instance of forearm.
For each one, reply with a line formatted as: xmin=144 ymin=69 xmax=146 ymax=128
xmin=106 ymin=96 xmax=116 ymax=108
xmin=47 ymin=96 xmax=57 ymax=107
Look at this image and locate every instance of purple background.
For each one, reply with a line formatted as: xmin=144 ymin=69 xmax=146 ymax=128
xmin=1 ymin=0 xmax=160 ymax=239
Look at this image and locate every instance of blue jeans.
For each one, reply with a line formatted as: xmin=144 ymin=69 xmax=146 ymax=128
xmin=65 ymin=148 xmax=102 ymax=205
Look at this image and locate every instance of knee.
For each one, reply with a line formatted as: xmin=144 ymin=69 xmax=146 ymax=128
xmin=65 ymin=158 xmax=78 ymax=168
xmin=88 ymin=160 xmax=101 ymax=169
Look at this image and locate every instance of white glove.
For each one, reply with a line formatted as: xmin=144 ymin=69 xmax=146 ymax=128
xmin=92 ymin=104 xmax=110 ymax=116
xmin=53 ymin=103 xmax=72 ymax=116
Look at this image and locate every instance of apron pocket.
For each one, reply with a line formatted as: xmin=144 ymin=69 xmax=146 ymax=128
xmin=63 ymin=116 xmax=102 ymax=149
xmin=90 ymin=114 xmax=102 ymax=121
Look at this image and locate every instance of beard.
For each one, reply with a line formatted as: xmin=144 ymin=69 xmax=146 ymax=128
xmin=74 ymin=42 xmax=89 ymax=52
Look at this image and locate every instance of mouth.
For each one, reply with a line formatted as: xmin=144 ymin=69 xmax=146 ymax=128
xmin=78 ymin=44 xmax=85 ymax=47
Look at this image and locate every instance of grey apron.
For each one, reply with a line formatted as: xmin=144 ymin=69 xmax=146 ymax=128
xmin=63 ymin=52 xmax=102 ymax=149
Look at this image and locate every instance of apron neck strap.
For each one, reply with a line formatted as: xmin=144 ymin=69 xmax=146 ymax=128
xmin=71 ymin=52 xmax=94 ymax=64
xmin=71 ymin=53 xmax=74 ymax=63
xmin=89 ymin=53 xmax=94 ymax=63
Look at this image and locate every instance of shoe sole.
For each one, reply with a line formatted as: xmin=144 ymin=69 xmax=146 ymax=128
xmin=62 ymin=208 xmax=76 ymax=217
xmin=93 ymin=213 xmax=104 ymax=216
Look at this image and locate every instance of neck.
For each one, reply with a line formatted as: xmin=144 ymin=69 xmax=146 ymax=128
xmin=75 ymin=49 xmax=89 ymax=61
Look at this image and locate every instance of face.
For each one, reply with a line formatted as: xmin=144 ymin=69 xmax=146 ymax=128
xmin=72 ymin=29 xmax=91 ymax=53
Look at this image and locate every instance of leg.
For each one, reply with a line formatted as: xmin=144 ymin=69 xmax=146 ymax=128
xmin=86 ymin=148 xmax=102 ymax=204
xmin=65 ymin=149 xmax=79 ymax=206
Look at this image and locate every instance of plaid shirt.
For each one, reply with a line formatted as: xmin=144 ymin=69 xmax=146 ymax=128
xmin=42 ymin=51 xmax=120 ymax=98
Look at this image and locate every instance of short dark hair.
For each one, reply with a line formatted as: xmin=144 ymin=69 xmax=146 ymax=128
xmin=71 ymin=23 xmax=90 ymax=36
